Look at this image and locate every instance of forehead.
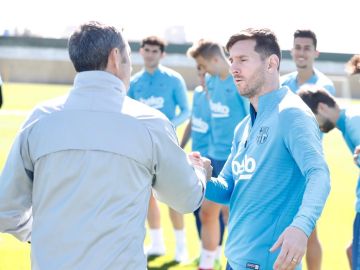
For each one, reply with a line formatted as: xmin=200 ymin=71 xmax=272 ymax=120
xmin=229 ymin=39 xmax=257 ymax=57
xmin=195 ymin=55 xmax=210 ymax=66
xmin=293 ymin=37 xmax=315 ymax=47
xmin=142 ymin=44 xmax=162 ymax=52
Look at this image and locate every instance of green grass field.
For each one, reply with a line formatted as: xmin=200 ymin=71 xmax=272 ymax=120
xmin=0 ymin=83 xmax=359 ymax=270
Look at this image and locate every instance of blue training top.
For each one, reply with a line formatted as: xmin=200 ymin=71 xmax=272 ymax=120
xmin=206 ymin=87 xmax=330 ymax=270
xmin=128 ymin=65 xmax=190 ymax=127
xmin=191 ymin=86 xmax=211 ymax=157
xmin=336 ymin=106 xmax=360 ymax=211
xmin=207 ymin=74 xmax=249 ymax=161
xmin=281 ymin=68 xmax=336 ymax=95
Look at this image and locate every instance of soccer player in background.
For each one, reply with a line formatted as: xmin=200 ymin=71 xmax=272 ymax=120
xmin=298 ymin=86 xmax=360 ymax=270
xmin=0 ymin=21 xmax=209 ymax=270
xmin=281 ymin=29 xmax=336 ymax=270
xmin=281 ymin=30 xmax=336 ymax=95
xmin=180 ymin=65 xmax=226 ymax=267
xmin=128 ymin=36 xmax=191 ymax=262
xmin=206 ymin=28 xmax=330 ymax=270
xmin=187 ymin=39 xmax=249 ymax=270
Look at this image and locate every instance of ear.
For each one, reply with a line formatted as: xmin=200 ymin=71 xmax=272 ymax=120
xmin=317 ymin=102 xmax=328 ymax=114
xmin=314 ymin=50 xmax=320 ymax=59
xmin=267 ymin=54 xmax=279 ymax=73
xmin=105 ymin=48 xmax=120 ymax=74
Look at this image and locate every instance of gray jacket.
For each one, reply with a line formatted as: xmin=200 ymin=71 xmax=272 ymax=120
xmin=0 ymin=71 xmax=206 ymax=270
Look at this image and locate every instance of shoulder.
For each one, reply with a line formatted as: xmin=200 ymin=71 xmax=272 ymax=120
xmin=122 ymin=96 xmax=171 ymax=123
xmin=130 ymin=70 xmax=145 ymax=83
xmin=122 ymin=96 xmax=176 ymax=141
xmin=280 ymin=71 xmax=297 ymax=85
xmin=345 ymin=106 xmax=360 ymax=123
xmin=278 ymin=90 xmax=316 ymax=127
xmin=314 ymin=69 xmax=334 ymax=85
xmin=21 ymin=95 xmax=68 ymax=130
xmin=159 ymin=65 xmax=185 ymax=81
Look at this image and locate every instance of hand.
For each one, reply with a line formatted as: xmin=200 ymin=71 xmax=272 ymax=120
xmin=353 ymin=145 xmax=360 ymax=166
xmin=188 ymin=152 xmax=213 ymax=180
xmin=270 ymin=226 xmax=308 ymax=270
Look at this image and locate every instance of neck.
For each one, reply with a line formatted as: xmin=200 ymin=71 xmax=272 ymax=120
xmin=249 ymin=78 xmax=280 ymax=112
xmin=296 ymin=68 xmax=314 ymax=85
xmin=145 ymin=65 xmax=159 ymax=74
xmin=218 ymin=60 xmax=230 ymax=80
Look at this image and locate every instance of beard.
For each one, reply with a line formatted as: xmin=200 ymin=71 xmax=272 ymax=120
xmin=320 ymin=119 xmax=335 ymax=133
xmin=237 ymin=66 xmax=266 ymax=98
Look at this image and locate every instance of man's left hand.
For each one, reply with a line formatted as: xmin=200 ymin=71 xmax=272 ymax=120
xmin=270 ymin=226 xmax=308 ymax=270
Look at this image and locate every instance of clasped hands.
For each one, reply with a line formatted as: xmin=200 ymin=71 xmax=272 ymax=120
xmin=188 ymin=152 xmax=212 ymax=180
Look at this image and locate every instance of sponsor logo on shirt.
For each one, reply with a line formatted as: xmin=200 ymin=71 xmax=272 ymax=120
xmin=256 ymin=126 xmax=269 ymax=144
xmin=191 ymin=116 xmax=209 ymax=133
xmin=210 ymin=100 xmax=230 ymax=118
xmin=232 ymin=154 xmax=256 ymax=181
xmin=246 ymin=262 xmax=260 ymax=269
xmin=139 ymin=96 xmax=164 ymax=109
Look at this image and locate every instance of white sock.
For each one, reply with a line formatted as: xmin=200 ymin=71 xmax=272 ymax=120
xmin=215 ymin=245 xmax=222 ymax=260
xmin=199 ymin=248 xmax=217 ymax=268
xmin=174 ymin=229 xmax=186 ymax=248
xmin=149 ymin=228 xmax=164 ymax=247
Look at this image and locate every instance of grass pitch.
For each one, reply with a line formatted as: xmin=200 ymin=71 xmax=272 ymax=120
xmin=0 ymin=83 xmax=358 ymax=270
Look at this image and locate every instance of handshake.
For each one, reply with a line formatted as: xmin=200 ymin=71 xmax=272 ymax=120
xmin=188 ymin=152 xmax=213 ymax=180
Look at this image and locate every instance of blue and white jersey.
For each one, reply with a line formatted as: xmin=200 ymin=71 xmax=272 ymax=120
xmin=128 ymin=65 xmax=190 ymax=127
xmin=207 ymin=74 xmax=249 ymax=161
xmin=191 ymin=86 xmax=210 ymax=157
xmin=281 ymin=68 xmax=336 ymax=95
xmin=206 ymin=87 xmax=330 ymax=270
xmin=336 ymin=106 xmax=360 ymax=211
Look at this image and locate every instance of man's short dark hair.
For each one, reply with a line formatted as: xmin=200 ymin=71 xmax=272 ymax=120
xmin=68 ymin=21 xmax=126 ymax=72
xmin=141 ymin=36 xmax=166 ymax=53
xmin=298 ymin=87 xmax=336 ymax=114
xmin=226 ymin=28 xmax=281 ymax=70
xmin=294 ymin=29 xmax=317 ymax=49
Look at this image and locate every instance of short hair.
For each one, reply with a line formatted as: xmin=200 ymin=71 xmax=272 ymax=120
xmin=346 ymin=54 xmax=360 ymax=75
xmin=187 ymin=39 xmax=226 ymax=60
xmin=225 ymin=28 xmax=281 ymax=70
xmin=68 ymin=21 xmax=126 ymax=72
xmin=141 ymin=36 xmax=166 ymax=53
xmin=298 ymin=87 xmax=336 ymax=114
xmin=294 ymin=29 xmax=317 ymax=49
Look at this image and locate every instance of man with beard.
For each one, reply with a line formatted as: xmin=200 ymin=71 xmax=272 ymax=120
xmin=281 ymin=29 xmax=336 ymax=270
xmin=298 ymin=79 xmax=360 ymax=269
xmin=205 ymin=28 xmax=330 ymax=270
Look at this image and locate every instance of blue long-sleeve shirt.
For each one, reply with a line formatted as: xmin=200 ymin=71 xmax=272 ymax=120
xmin=281 ymin=68 xmax=336 ymax=95
xmin=206 ymin=87 xmax=330 ymax=269
xmin=336 ymin=106 xmax=360 ymax=211
xmin=207 ymin=74 xmax=249 ymax=160
xmin=128 ymin=65 xmax=190 ymax=127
